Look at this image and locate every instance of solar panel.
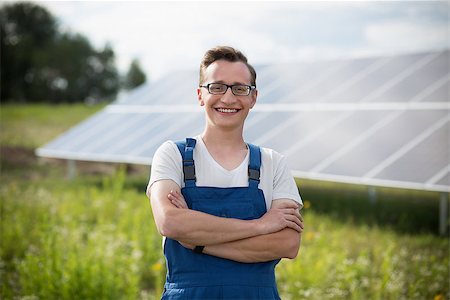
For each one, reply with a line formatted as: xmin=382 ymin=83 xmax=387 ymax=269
xmin=36 ymin=50 xmax=450 ymax=193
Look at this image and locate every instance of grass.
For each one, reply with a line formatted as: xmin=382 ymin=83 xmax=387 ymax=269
xmin=1 ymin=104 xmax=449 ymax=299
xmin=278 ymin=209 xmax=448 ymax=299
xmin=0 ymin=103 xmax=106 ymax=148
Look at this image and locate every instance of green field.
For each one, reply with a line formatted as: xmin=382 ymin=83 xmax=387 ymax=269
xmin=1 ymin=104 xmax=449 ymax=299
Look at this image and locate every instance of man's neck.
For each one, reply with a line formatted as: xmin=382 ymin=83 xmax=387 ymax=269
xmin=201 ymin=126 xmax=247 ymax=151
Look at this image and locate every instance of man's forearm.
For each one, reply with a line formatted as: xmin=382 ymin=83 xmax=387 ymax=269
xmin=160 ymin=207 xmax=265 ymax=246
xmin=202 ymin=228 xmax=302 ymax=263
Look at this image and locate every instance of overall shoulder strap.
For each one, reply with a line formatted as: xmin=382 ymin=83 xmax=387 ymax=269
xmin=174 ymin=138 xmax=197 ymax=187
xmin=247 ymin=143 xmax=261 ymax=189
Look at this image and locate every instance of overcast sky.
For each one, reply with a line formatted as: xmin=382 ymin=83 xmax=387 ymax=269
xmin=36 ymin=1 xmax=449 ymax=81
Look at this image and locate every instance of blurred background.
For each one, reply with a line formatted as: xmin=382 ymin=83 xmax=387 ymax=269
xmin=1 ymin=1 xmax=449 ymax=299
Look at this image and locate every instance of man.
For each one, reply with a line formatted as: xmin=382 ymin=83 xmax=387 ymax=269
xmin=147 ymin=46 xmax=303 ymax=299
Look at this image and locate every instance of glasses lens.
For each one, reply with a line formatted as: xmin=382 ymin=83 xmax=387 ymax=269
xmin=209 ymin=83 xmax=227 ymax=94
xmin=232 ymin=85 xmax=250 ymax=96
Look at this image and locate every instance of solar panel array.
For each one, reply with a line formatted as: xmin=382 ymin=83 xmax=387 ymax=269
xmin=36 ymin=50 xmax=450 ymax=192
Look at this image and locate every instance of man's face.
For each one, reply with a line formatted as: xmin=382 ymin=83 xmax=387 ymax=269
xmin=197 ymin=60 xmax=257 ymax=131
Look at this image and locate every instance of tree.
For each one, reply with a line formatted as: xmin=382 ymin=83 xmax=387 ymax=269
xmin=0 ymin=2 xmax=58 ymax=102
xmin=85 ymin=43 xmax=120 ymax=103
xmin=46 ymin=35 xmax=119 ymax=103
xmin=0 ymin=2 xmax=120 ymax=103
xmin=124 ymin=59 xmax=146 ymax=90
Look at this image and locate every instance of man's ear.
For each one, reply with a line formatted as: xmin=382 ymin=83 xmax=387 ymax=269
xmin=197 ymin=88 xmax=204 ymax=106
xmin=250 ymin=89 xmax=257 ymax=109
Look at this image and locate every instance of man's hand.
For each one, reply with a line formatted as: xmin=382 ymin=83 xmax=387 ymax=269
xmin=256 ymin=201 xmax=303 ymax=234
xmin=168 ymin=190 xmax=188 ymax=209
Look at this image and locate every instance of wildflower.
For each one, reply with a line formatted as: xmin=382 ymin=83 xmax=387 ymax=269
xmin=305 ymin=231 xmax=315 ymax=241
xmin=434 ymin=293 xmax=444 ymax=300
xmin=303 ymin=200 xmax=311 ymax=209
xmin=152 ymin=262 xmax=163 ymax=272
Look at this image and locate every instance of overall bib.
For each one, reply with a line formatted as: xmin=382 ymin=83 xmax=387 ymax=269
xmin=162 ymin=138 xmax=281 ymax=300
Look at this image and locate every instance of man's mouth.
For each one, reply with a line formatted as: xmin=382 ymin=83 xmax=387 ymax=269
xmin=215 ymin=108 xmax=240 ymax=113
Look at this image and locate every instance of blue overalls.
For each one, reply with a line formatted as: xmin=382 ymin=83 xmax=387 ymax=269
xmin=161 ymin=138 xmax=281 ymax=300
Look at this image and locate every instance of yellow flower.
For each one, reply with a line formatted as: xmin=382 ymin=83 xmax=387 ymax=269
xmin=151 ymin=262 xmax=163 ymax=272
xmin=303 ymin=200 xmax=311 ymax=209
xmin=305 ymin=231 xmax=315 ymax=241
xmin=434 ymin=293 xmax=444 ymax=300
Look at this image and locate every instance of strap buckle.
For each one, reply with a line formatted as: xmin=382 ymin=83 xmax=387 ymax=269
xmin=183 ymin=160 xmax=196 ymax=181
xmin=248 ymin=168 xmax=260 ymax=182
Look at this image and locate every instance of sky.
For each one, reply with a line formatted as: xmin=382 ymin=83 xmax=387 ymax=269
xmin=34 ymin=1 xmax=449 ymax=81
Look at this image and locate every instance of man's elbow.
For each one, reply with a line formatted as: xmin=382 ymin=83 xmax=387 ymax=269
xmin=284 ymin=233 xmax=301 ymax=259
xmin=157 ymin=219 xmax=173 ymax=238
xmin=285 ymin=243 xmax=300 ymax=259
xmin=157 ymin=209 xmax=184 ymax=239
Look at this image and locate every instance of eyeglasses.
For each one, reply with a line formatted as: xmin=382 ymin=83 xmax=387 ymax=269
xmin=199 ymin=83 xmax=256 ymax=96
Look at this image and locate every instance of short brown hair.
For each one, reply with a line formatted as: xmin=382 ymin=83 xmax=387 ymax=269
xmin=199 ymin=46 xmax=257 ymax=86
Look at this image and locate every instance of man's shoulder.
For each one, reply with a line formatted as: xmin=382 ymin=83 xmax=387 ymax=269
xmin=157 ymin=136 xmax=204 ymax=159
xmin=154 ymin=140 xmax=180 ymax=159
xmin=157 ymin=140 xmax=177 ymax=151
xmin=256 ymin=145 xmax=284 ymax=162
xmin=248 ymin=144 xmax=286 ymax=172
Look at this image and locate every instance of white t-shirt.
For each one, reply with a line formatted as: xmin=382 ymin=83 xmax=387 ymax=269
xmin=148 ymin=136 xmax=302 ymax=210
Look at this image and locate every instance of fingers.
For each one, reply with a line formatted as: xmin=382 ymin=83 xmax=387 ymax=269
xmin=168 ymin=190 xmax=188 ymax=209
xmin=167 ymin=192 xmax=178 ymax=207
xmin=279 ymin=208 xmax=304 ymax=232
xmin=279 ymin=208 xmax=302 ymax=220
xmin=286 ymin=214 xmax=304 ymax=230
xmin=286 ymin=220 xmax=303 ymax=233
xmin=168 ymin=190 xmax=182 ymax=201
xmin=170 ymin=197 xmax=185 ymax=208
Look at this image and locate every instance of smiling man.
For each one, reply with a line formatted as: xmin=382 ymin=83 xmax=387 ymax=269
xmin=147 ymin=46 xmax=304 ymax=300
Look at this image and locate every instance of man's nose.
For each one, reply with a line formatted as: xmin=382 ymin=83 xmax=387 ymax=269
xmin=220 ymin=88 xmax=237 ymax=103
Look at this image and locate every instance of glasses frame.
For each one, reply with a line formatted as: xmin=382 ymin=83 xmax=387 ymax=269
xmin=199 ymin=83 xmax=256 ymax=96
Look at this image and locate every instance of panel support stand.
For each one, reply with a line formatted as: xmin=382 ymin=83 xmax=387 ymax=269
xmin=66 ymin=159 xmax=77 ymax=180
xmin=439 ymin=192 xmax=449 ymax=236
xmin=368 ymin=186 xmax=377 ymax=204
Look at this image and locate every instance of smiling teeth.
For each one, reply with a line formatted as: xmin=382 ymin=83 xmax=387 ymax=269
xmin=217 ymin=108 xmax=238 ymax=113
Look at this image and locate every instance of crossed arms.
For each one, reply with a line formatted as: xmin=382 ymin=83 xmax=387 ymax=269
xmin=148 ymin=179 xmax=303 ymax=263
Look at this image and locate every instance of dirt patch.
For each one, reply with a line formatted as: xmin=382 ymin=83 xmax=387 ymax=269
xmin=0 ymin=146 xmax=36 ymax=167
